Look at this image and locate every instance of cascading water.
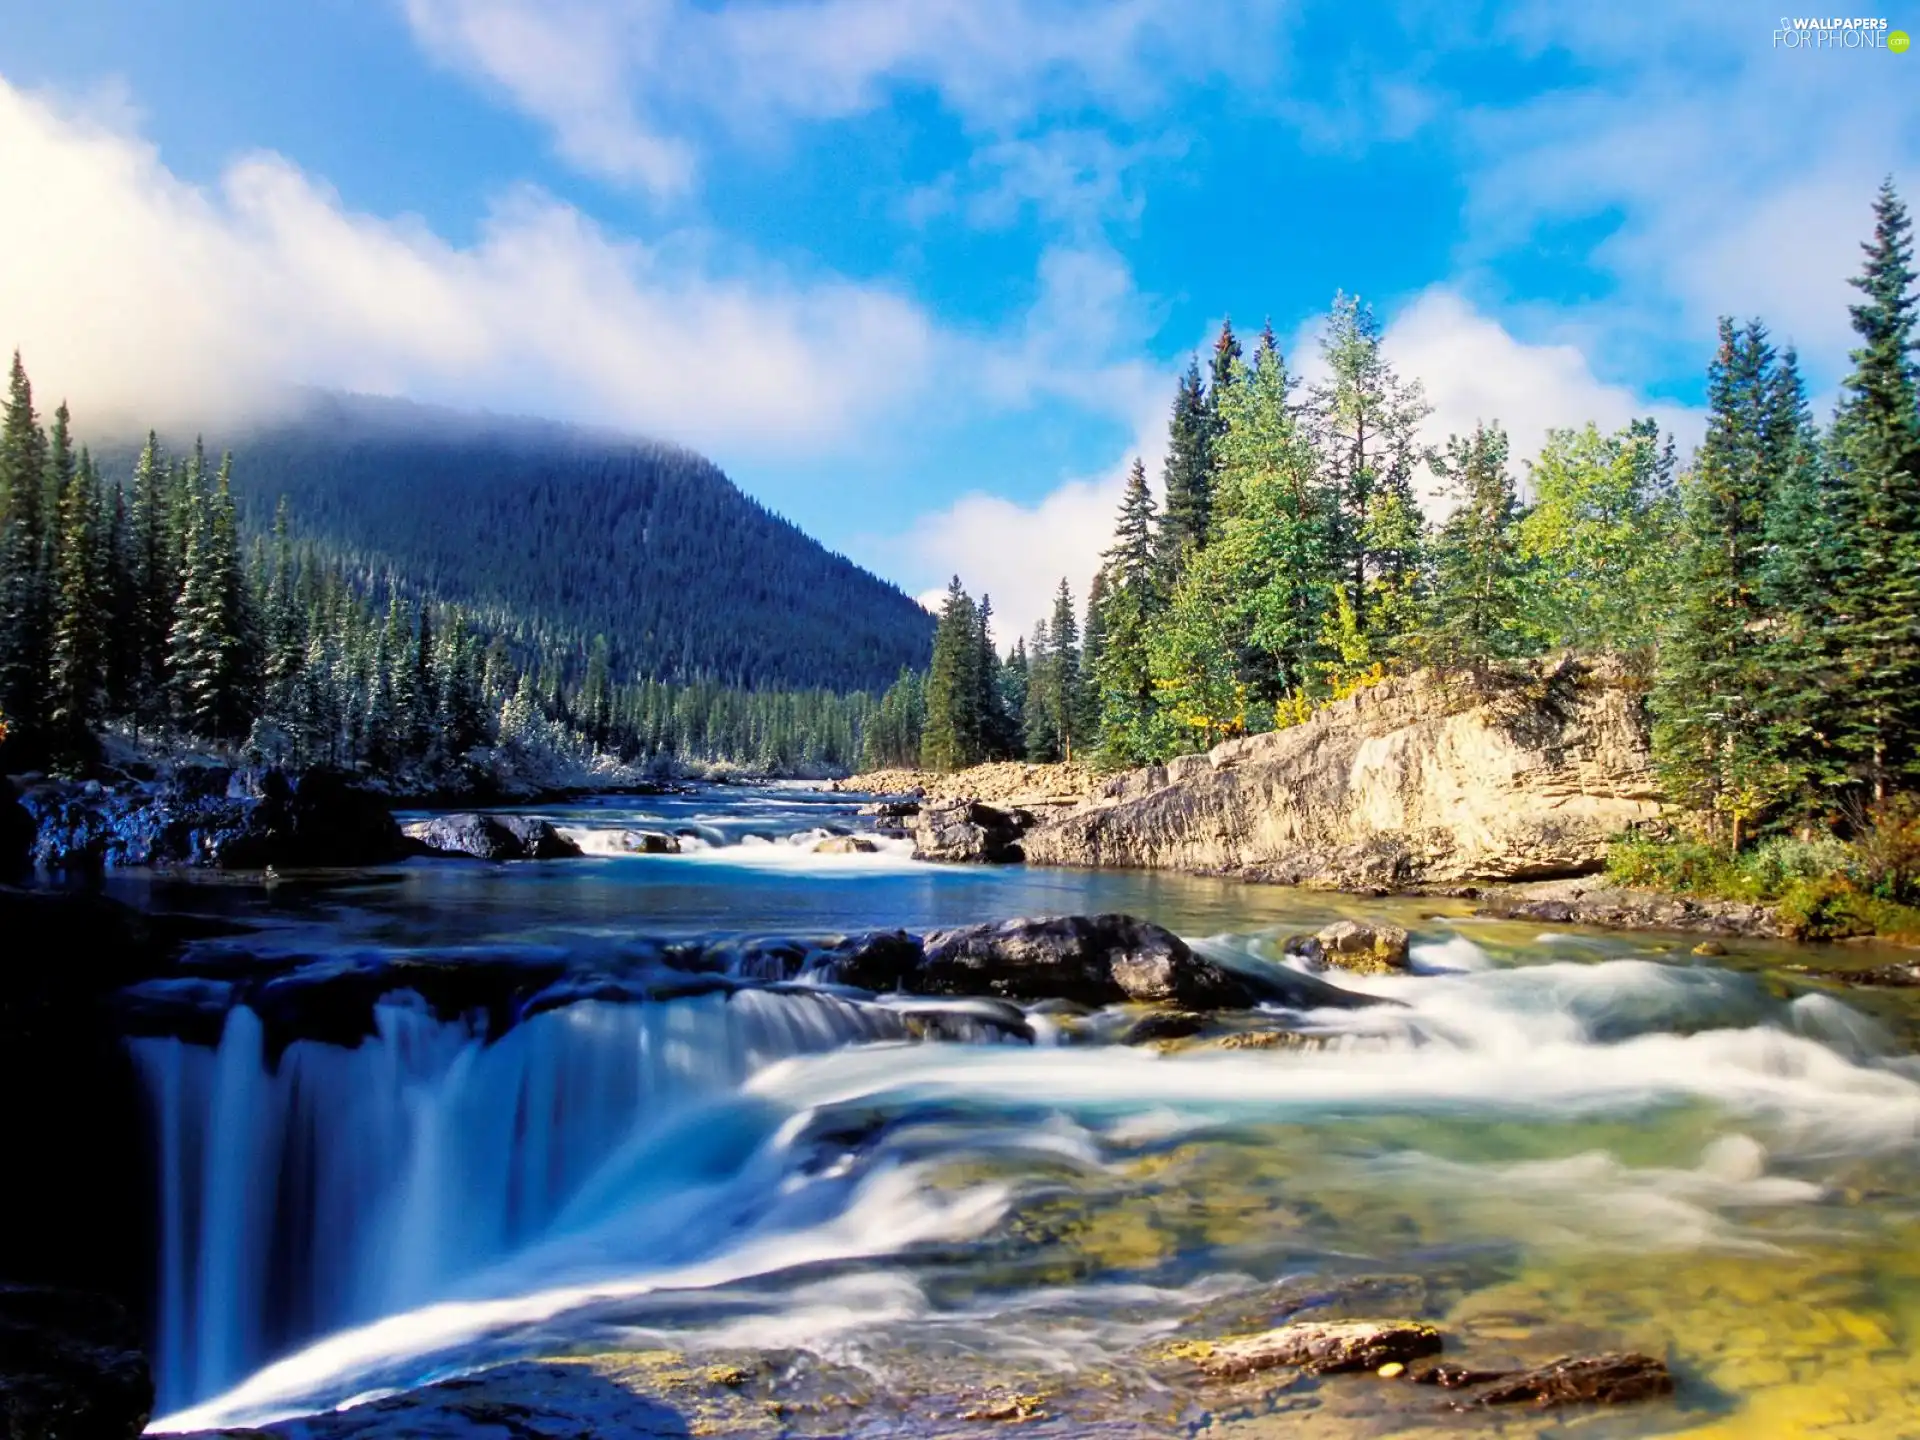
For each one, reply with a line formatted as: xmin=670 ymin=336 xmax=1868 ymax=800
xmin=131 ymin=986 xmax=907 ymax=1413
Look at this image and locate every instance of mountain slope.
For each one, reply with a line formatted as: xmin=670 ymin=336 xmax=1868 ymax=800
xmin=132 ymin=393 xmax=934 ymax=692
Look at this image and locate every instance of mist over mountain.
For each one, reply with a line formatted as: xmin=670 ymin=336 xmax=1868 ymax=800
xmin=103 ymin=392 xmax=933 ymax=692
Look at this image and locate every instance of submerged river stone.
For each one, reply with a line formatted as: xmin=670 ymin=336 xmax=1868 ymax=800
xmin=1450 ymin=1351 xmax=1674 ymax=1409
xmin=1175 ymin=1320 xmax=1444 ymax=1378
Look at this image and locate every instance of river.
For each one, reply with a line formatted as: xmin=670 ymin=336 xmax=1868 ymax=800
xmin=107 ymin=784 xmax=1920 ymax=1438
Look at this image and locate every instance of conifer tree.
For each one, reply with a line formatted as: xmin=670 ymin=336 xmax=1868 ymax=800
xmin=1309 ymin=294 xmax=1431 ymax=651
xmin=921 ymin=577 xmax=981 ymax=771
xmin=974 ymin=594 xmax=1015 ymax=759
xmin=1023 ymin=617 xmax=1058 ymax=761
xmin=0 ymin=354 xmax=50 ymax=747
xmin=1652 ymin=320 xmax=1783 ymax=846
xmin=46 ymin=450 xmax=105 ymax=769
xmin=1093 ymin=458 xmax=1165 ymax=764
xmin=1158 ymin=360 xmax=1214 ymax=567
xmin=1421 ymin=423 xmax=1523 ymax=664
xmin=1827 ymin=180 xmax=1920 ymax=800
xmin=128 ymin=433 xmax=174 ymax=731
xmin=1155 ymin=327 xmax=1330 ymax=726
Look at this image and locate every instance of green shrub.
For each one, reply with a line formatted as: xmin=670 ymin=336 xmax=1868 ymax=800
xmin=1772 ymin=877 xmax=1869 ymax=941
xmin=1852 ymin=797 xmax=1920 ymax=904
xmin=1740 ymin=834 xmax=1858 ymax=895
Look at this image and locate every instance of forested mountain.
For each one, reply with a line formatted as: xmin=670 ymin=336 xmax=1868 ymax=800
xmin=101 ymin=393 xmax=932 ymax=693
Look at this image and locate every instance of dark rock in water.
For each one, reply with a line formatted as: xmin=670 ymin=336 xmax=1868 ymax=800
xmin=1449 ymin=1352 xmax=1673 ymax=1409
xmin=1180 ymin=1319 xmax=1443 ymax=1378
xmin=704 ymin=936 xmax=813 ymax=982
xmin=911 ymin=799 xmax=1031 ymax=863
xmin=894 ymin=998 xmax=1035 ymax=1044
xmin=20 ymin=766 xmax=404 ymax=870
xmin=1 ymin=781 xmax=33 ymax=878
xmin=917 ymin=915 xmax=1272 ymax=1009
xmin=806 ymin=930 xmax=925 ymax=991
xmin=0 ymin=889 xmax=171 ymax=1309
xmin=402 ymin=813 xmax=580 ymax=860
xmin=1119 ymin=1009 xmax=1210 ymax=1045
xmin=0 ymin=1286 xmax=153 ymax=1439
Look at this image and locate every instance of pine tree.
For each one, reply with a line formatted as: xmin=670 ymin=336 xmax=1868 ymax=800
xmin=1651 ymin=320 xmax=1784 ymax=846
xmin=128 ymin=432 xmax=174 ymax=732
xmin=1827 ymin=180 xmax=1920 ymax=800
xmin=167 ymin=452 xmax=253 ymax=740
xmin=974 ymin=594 xmax=1015 ymax=759
xmin=46 ymin=450 xmax=105 ymax=769
xmin=0 ymin=354 xmax=50 ymax=749
xmin=1023 ymin=617 xmax=1057 ymax=761
xmin=1421 ymin=423 xmax=1524 ymax=665
xmin=1094 ymin=458 xmax=1164 ymax=764
xmin=1156 ymin=326 xmax=1331 ymax=725
xmin=1158 ymin=360 xmax=1214 ymax=568
xmin=1309 ymin=293 xmax=1432 ymax=650
xmin=1077 ymin=572 xmax=1107 ymax=747
xmin=921 ymin=577 xmax=981 ymax=771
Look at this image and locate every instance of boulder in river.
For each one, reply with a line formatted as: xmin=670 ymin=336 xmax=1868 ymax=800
xmin=912 ymin=914 xmax=1375 ymax=1010
xmin=404 ymin=813 xmax=582 ymax=860
xmin=0 ymin=1286 xmax=153 ymax=1439
xmin=1310 ymin=919 xmax=1411 ymax=974
xmin=911 ymin=799 xmax=1031 ymax=863
xmin=813 ymin=834 xmax=877 ymax=854
xmin=1175 ymin=1319 xmax=1443 ymax=1378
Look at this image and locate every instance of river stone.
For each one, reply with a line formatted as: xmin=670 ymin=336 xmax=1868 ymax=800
xmin=915 ymin=915 xmax=1258 ymax=1008
xmin=911 ymin=799 xmax=1031 ymax=863
xmin=1183 ymin=1320 xmax=1443 ymax=1378
xmin=813 ymin=835 xmax=877 ymax=854
xmin=0 ymin=1285 xmax=153 ymax=1439
xmin=1314 ymin=920 xmax=1412 ymax=974
xmin=405 ymin=813 xmax=580 ymax=860
xmin=1452 ymin=1352 xmax=1674 ymax=1409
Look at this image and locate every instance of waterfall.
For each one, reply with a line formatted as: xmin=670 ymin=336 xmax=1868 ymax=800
xmin=130 ymin=987 xmax=905 ymax=1413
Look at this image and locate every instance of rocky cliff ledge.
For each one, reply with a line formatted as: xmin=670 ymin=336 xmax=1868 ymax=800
xmin=1024 ymin=656 xmax=1664 ymax=889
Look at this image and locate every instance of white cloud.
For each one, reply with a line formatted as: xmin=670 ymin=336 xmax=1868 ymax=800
xmin=0 ymin=78 xmax=940 ymax=452
xmin=1378 ymin=288 xmax=1703 ymax=491
xmin=400 ymin=0 xmax=1282 ymax=192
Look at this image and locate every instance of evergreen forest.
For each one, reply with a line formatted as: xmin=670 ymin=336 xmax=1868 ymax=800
xmin=0 ymin=392 xmax=884 ymax=782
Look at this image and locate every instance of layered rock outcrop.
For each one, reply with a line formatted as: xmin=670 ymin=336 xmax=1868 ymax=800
xmin=1024 ymin=657 xmax=1664 ymax=888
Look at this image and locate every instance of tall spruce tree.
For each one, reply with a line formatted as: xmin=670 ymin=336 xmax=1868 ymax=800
xmin=1827 ymin=180 xmax=1920 ymax=800
xmin=1158 ymin=359 xmax=1214 ymax=568
xmin=1094 ymin=459 xmax=1164 ymax=763
xmin=0 ymin=353 xmax=50 ymax=748
xmin=921 ymin=577 xmax=981 ymax=771
xmin=1651 ymin=320 xmax=1784 ymax=846
xmin=46 ymin=450 xmax=105 ymax=769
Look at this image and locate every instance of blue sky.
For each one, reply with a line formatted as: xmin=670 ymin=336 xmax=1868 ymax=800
xmin=2 ymin=0 xmax=1915 ymax=632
